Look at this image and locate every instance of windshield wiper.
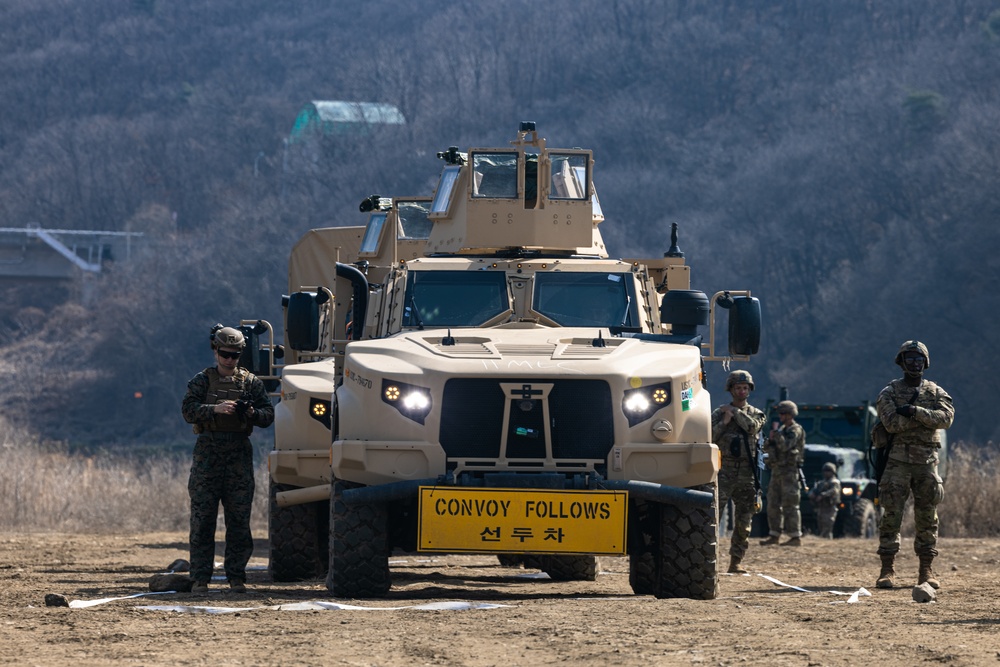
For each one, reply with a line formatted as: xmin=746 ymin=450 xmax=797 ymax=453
xmin=618 ymin=295 xmax=632 ymax=326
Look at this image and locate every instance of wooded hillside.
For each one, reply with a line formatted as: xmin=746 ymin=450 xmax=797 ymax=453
xmin=1 ymin=0 xmax=996 ymax=444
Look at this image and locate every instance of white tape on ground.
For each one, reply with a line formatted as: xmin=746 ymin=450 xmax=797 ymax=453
xmin=137 ymin=600 xmax=512 ymax=614
xmin=68 ymin=592 xmax=510 ymax=612
xmin=843 ymin=588 xmax=871 ymax=604
xmin=68 ymin=591 xmax=177 ymax=609
xmin=757 ymin=574 xmax=871 ymax=603
xmin=757 ymin=573 xmax=812 ymax=592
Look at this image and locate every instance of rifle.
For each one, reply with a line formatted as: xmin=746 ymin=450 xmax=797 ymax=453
xmin=741 ymin=432 xmax=763 ymax=513
xmin=797 ymin=467 xmax=809 ymax=493
xmin=869 ymin=388 xmax=920 ymax=499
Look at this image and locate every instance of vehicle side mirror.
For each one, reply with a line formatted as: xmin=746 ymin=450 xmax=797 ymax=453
xmin=236 ymin=325 xmax=265 ymax=375
xmin=287 ymin=291 xmax=321 ymax=351
xmin=728 ymin=296 xmax=761 ymax=356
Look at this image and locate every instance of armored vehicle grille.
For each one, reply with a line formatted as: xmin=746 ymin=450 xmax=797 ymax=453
xmin=439 ymin=378 xmax=613 ymax=462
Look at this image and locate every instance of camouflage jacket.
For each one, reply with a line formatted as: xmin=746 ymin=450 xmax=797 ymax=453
xmin=876 ymin=378 xmax=954 ymax=465
xmin=711 ymin=403 xmax=766 ymax=462
xmin=182 ymin=366 xmax=275 ymax=435
xmin=763 ymin=421 xmax=805 ymax=470
xmin=809 ymin=477 xmax=841 ymax=507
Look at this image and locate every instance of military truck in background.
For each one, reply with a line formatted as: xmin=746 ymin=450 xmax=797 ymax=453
xmin=246 ymin=123 xmax=763 ymax=599
xmin=800 ymin=443 xmax=878 ymax=537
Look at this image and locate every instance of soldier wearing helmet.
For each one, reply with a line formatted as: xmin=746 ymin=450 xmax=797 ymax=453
xmin=808 ymin=462 xmax=842 ymax=539
xmin=712 ymin=370 xmax=766 ymax=574
xmin=724 ymin=369 xmax=754 ymax=392
xmin=873 ymin=340 xmax=954 ymax=591
xmin=181 ymin=324 xmax=275 ymax=594
xmin=760 ymin=400 xmax=806 ymax=547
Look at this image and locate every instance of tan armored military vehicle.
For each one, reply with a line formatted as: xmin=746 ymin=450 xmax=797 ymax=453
xmin=256 ymin=123 xmax=761 ymax=599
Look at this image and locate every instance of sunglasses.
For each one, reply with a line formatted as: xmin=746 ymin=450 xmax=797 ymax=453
xmin=216 ymin=349 xmax=242 ymax=360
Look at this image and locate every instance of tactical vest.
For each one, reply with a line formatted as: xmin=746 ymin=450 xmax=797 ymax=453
xmin=768 ymin=423 xmax=804 ymax=468
xmin=718 ymin=420 xmax=750 ymax=460
xmin=203 ymin=367 xmax=253 ymax=434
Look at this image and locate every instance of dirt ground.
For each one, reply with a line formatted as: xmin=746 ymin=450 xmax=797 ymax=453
xmin=1 ymin=532 xmax=998 ymax=667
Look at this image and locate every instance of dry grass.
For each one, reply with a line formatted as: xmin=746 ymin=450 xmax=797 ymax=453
xmin=937 ymin=440 xmax=1000 ymax=537
xmin=2 ymin=417 xmax=997 ymax=539
xmin=0 ymin=418 xmax=269 ymax=534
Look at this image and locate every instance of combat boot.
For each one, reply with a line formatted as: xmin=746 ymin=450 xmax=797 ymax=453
xmin=229 ymin=579 xmax=247 ymax=593
xmin=781 ymin=536 xmax=802 ymax=547
xmin=875 ymin=553 xmax=896 ymax=589
xmin=759 ymin=535 xmax=780 ymax=546
xmin=191 ymin=581 xmax=209 ymax=594
xmin=918 ymin=555 xmax=940 ymax=590
xmin=727 ymin=555 xmax=747 ymax=574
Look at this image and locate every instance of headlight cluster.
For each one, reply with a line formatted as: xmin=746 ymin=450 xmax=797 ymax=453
xmin=382 ymin=379 xmax=433 ymax=424
xmin=309 ymin=397 xmax=332 ymax=429
xmin=622 ymin=381 xmax=671 ymax=427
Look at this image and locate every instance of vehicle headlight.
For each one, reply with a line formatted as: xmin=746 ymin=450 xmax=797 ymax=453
xmin=622 ymin=381 xmax=671 ymax=427
xmin=842 ymin=487 xmax=854 ymax=496
xmin=382 ymin=379 xmax=433 ymax=424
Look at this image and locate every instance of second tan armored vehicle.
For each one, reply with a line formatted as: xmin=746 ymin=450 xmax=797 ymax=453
xmin=258 ymin=123 xmax=762 ymax=599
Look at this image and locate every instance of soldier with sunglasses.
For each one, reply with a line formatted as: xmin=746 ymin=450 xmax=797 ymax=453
xmin=182 ymin=324 xmax=274 ymax=594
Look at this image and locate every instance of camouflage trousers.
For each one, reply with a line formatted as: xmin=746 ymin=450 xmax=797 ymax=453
xmin=188 ymin=435 xmax=256 ymax=583
xmin=718 ymin=458 xmax=758 ymax=560
xmin=816 ymin=504 xmax=837 ymax=538
xmin=765 ymin=468 xmax=802 ymax=538
xmin=877 ymin=460 xmax=944 ymax=557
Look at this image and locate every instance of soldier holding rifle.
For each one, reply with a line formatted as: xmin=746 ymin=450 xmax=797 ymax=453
xmin=712 ymin=370 xmax=767 ymax=574
xmin=873 ymin=340 xmax=954 ymax=590
xmin=759 ymin=400 xmax=806 ymax=547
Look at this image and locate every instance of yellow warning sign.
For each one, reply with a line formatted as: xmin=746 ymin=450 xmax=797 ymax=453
xmin=418 ymin=487 xmax=627 ymax=554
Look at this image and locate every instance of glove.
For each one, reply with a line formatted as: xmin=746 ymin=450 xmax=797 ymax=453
xmin=895 ymin=405 xmax=916 ymax=417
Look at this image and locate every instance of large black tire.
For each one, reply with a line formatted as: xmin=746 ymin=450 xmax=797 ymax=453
xmin=497 ymin=554 xmax=525 ymax=567
xmin=325 ymin=479 xmax=391 ymax=597
xmin=844 ymin=498 xmax=878 ymax=538
xmin=268 ymin=482 xmax=329 ymax=582
xmin=628 ymin=512 xmax=657 ymax=596
xmin=629 ymin=482 xmax=719 ymax=600
xmin=531 ymin=555 xmax=598 ymax=581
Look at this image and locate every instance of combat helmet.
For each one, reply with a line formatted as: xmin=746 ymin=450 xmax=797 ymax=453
xmin=822 ymin=462 xmax=837 ymax=473
xmin=211 ymin=324 xmax=246 ymax=350
xmin=894 ymin=340 xmax=929 ymax=368
xmin=776 ymin=400 xmax=798 ymax=417
xmin=725 ymin=370 xmax=754 ymax=392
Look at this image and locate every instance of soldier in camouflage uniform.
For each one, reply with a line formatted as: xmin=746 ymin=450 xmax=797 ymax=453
xmin=759 ymin=400 xmax=806 ymax=546
xmin=874 ymin=340 xmax=953 ymax=590
xmin=713 ymin=370 xmax=766 ymax=574
xmin=182 ymin=325 xmax=274 ymax=593
xmin=809 ymin=462 xmax=841 ymax=539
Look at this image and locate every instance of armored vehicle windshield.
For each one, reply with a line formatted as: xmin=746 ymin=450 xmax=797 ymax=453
xmin=402 ymin=270 xmax=510 ymax=328
xmin=399 ymin=267 xmax=642 ymax=330
xmin=532 ymin=272 xmax=638 ymax=328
